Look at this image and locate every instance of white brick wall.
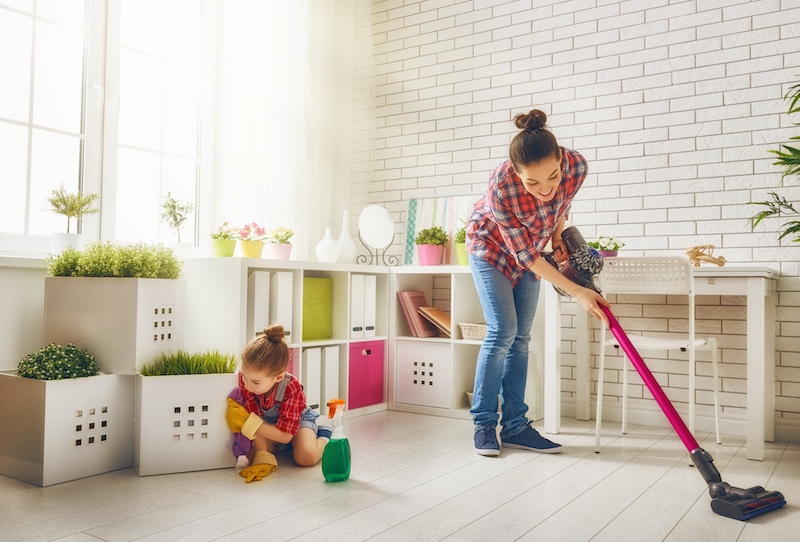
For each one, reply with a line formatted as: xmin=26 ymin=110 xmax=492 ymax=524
xmin=354 ymin=0 xmax=800 ymax=441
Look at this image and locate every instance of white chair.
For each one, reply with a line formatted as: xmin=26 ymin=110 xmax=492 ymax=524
xmin=594 ymin=256 xmax=721 ymax=452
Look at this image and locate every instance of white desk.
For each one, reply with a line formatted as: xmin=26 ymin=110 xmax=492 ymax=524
xmin=574 ymin=264 xmax=778 ymax=461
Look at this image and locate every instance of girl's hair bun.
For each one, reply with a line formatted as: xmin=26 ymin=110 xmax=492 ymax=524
xmin=263 ymin=325 xmax=286 ymax=343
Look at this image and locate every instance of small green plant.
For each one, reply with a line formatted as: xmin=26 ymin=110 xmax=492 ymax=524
xmin=161 ymin=192 xmax=194 ymax=243
xmin=749 ymin=78 xmax=800 ymax=242
xmin=47 ymin=241 xmax=182 ymax=279
xmin=267 ymin=226 xmax=294 ymax=244
xmin=211 ymin=221 xmax=237 ymax=240
xmin=138 ymin=350 xmax=238 ymax=376
xmin=415 ymin=226 xmax=449 ymax=246
xmin=46 ymin=184 xmax=100 ymax=233
xmin=17 ymin=343 xmax=99 ymax=380
xmin=454 ymin=227 xmax=466 ymax=244
xmin=587 ymin=235 xmax=624 ymax=251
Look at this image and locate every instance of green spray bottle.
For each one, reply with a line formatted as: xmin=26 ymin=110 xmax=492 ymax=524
xmin=321 ymin=398 xmax=350 ymax=482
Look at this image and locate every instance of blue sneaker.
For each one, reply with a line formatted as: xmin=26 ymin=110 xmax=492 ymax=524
xmin=502 ymin=423 xmax=562 ymax=453
xmin=474 ymin=425 xmax=500 ymax=456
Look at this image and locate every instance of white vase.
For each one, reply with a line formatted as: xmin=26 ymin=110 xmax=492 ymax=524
xmin=337 ymin=209 xmax=357 ymax=263
xmin=315 ymin=227 xmax=340 ymax=263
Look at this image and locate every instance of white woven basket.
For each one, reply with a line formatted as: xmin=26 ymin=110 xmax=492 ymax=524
xmin=459 ymin=323 xmax=486 ymax=341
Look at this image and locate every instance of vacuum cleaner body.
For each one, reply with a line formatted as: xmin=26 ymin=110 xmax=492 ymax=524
xmin=548 ymin=227 xmax=786 ymax=521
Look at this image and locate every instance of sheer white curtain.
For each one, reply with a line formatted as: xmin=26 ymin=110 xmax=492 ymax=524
xmin=212 ymin=0 xmax=357 ymax=259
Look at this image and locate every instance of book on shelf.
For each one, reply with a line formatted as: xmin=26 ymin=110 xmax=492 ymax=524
xmin=417 ymin=306 xmax=451 ymax=337
xmin=396 ymin=290 xmax=440 ymax=337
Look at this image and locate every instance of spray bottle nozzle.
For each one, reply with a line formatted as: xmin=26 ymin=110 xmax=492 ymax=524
xmin=327 ymin=398 xmax=345 ymax=419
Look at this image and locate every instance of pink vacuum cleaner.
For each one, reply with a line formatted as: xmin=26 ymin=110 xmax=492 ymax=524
xmin=548 ymin=227 xmax=786 ymax=521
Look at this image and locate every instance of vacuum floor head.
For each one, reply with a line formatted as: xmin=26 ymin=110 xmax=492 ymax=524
xmin=710 ymin=486 xmax=786 ymax=521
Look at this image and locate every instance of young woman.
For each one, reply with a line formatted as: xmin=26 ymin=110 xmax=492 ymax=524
xmin=225 ymin=324 xmax=331 ymax=482
xmin=467 ymin=109 xmax=609 ymax=456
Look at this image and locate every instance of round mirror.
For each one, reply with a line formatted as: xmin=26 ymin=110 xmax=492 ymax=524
xmin=358 ymin=205 xmax=394 ymax=249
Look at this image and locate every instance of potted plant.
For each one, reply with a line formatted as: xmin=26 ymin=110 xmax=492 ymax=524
xmin=454 ymin=226 xmax=468 ymax=265
xmin=134 ymin=349 xmax=238 ymax=476
xmin=236 ymin=222 xmax=268 ymax=258
xmin=44 ymin=241 xmax=186 ymax=375
xmin=211 ymin=221 xmax=238 ymax=257
xmin=415 ymin=226 xmax=449 ymax=265
xmin=46 ymin=184 xmax=100 ymax=254
xmin=749 ymin=78 xmax=800 ymax=242
xmin=587 ymin=235 xmax=624 ymax=258
xmin=0 ymin=343 xmax=134 ymax=486
xmin=264 ymin=226 xmax=294 ymax=260
xmin=161 ymin=192 xmax=194 ymax=244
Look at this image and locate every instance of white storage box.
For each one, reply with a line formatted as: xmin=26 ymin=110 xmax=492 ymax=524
xmin=44 ymin=276 xmax=186 ymax=374
xmin=134 ymin=373 xmax=238 ymax=476
xmin=0 ymin=372 xmax=134 ymax=487
xmin=395 ymin=341 xmax=452 ymax=409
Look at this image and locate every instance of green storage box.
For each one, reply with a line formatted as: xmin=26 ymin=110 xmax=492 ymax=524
xmin=303 ymin=277 xmax=333 ymax=340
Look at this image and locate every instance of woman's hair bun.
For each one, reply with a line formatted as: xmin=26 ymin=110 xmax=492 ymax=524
xmin=514 ymin=109 xmax=547 ymax=132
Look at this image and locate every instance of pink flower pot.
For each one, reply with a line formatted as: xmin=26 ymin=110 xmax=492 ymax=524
xmin=417 ymin=244 xmax=443 ymax=265
xmin=598 ymin=250 xmax=618 ymax=258
xmin=264 ymin=243 xmax=292 ymax=260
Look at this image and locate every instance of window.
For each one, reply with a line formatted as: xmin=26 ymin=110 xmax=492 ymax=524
xmin=0 ymin=0 xmax=213 ymax=254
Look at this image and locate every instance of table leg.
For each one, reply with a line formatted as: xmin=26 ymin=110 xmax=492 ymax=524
xmin=745 ymin=277 xmax=776 ymax=461
xmin=544 ymin=285 xmax=561 ymax=434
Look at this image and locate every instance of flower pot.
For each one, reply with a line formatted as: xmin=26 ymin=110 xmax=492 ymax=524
xmin=0 ymin=372 xmax=134 ymax=487
xmin=212 ymin=238 xmax=237 ymax=257
xmin=417 ymin=244 xmax=443 ymax=265
xmin=264 ymin=243 xmax=292 ymax=260
xmin=240 ymin=240 xmax=264 ymax=258
xmin=598 ymin=250 xmax=618 ymax=258
xmin=134 ymin=373 xmax=238 ymax=476
xmin=50 ymin=232 xmax=83 ymax=255
xmin=455 ymin=243 xmax=468 ymax=265
xmin=44 ymin=276 xmax=186 ymax=375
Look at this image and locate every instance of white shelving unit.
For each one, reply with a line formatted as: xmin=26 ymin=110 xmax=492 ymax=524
xmin=387 ymin=265 xmax=555 ymax=423
xmin=181 ymin=259 xmax=559 ymax=426
xmin=182 ymin=258 xmax=389 ymax=416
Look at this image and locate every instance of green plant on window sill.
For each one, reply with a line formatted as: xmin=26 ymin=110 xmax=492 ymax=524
xmin=749 ymin=77 xmax=800 ymax=242
xmin=415 ymin=226 xmax=449 ymax=246
xmin=46 ymin=184 xmax=99 ymax=234
xmin=138 ymin=350 xmax=237 ymax=376
xmin=17 ymin=343 xmax=99 ymax=380
xmin=161 ymin=192 xmax=194 ymax=243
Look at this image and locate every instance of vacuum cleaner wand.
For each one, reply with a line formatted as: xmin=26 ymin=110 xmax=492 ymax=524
xmin=600 ymin=305 xmax=786 ymax=521
xmin=547 ymin=227 xmax=786 ymax=520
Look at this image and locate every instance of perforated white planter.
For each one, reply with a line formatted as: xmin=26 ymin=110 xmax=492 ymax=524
xmin=134 ymin=373 xmax=238 ymax=476
xmin=44 ymin=277 xmax=186 ymax=375
xmin=0 ymin=372 xmax=134 ymax=487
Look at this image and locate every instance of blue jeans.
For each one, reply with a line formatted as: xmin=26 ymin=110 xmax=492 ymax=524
xmin=469 ymin=254 xmax=540 ymax=439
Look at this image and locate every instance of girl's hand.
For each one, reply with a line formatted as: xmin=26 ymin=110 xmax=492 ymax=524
xmin=574 ymin=287 xmax=610 ymax=324
xmin=551 ymin=236 xmax=569 ymax=263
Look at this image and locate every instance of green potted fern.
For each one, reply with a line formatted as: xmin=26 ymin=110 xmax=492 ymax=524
xmin=415 ymin=226 xmax=449 ymax=265
xmin=0 ymin=343 xmax=134 ymax=486
xmin=749 ymin=78 xmax=800 ymax=242
xmin=44 ymin=241 xmax=186 ymax=375
xmin=134 ymin=350 xmax=238 ymax=476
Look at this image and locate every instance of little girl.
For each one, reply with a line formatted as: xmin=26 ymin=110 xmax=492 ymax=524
xmin=225 ymin=324 xmax=331 ymax=482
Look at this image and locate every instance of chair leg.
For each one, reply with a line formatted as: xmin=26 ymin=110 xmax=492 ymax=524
xmin=622 ymin=352 xmax=629 ymax=434
xmin=595 ymin=325 xmax=607 ymax=453
xmin=710 ymin=338 xmax=721 ymax=444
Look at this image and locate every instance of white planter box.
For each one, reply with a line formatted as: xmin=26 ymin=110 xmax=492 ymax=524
xmin=134 ymin=373 xmax=238 ymax=476
xmin=44 ymin=276 xmax=186 ymax=374
xmin=0 ymin=372 xmax=134 ymax=487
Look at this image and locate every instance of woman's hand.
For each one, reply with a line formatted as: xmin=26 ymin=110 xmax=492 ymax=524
xmin=574 ymin=286 xmax=610 ymax=324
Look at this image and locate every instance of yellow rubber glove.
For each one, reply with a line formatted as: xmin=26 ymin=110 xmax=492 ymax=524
xmin=225 ymin=398 xmax=263 ymax=440
xmin=240 ymin=450 xmax=277 ymax=483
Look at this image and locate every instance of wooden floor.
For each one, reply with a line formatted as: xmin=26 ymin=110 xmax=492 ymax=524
xmin=1 ymin=411 xmax=797 ymax=542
